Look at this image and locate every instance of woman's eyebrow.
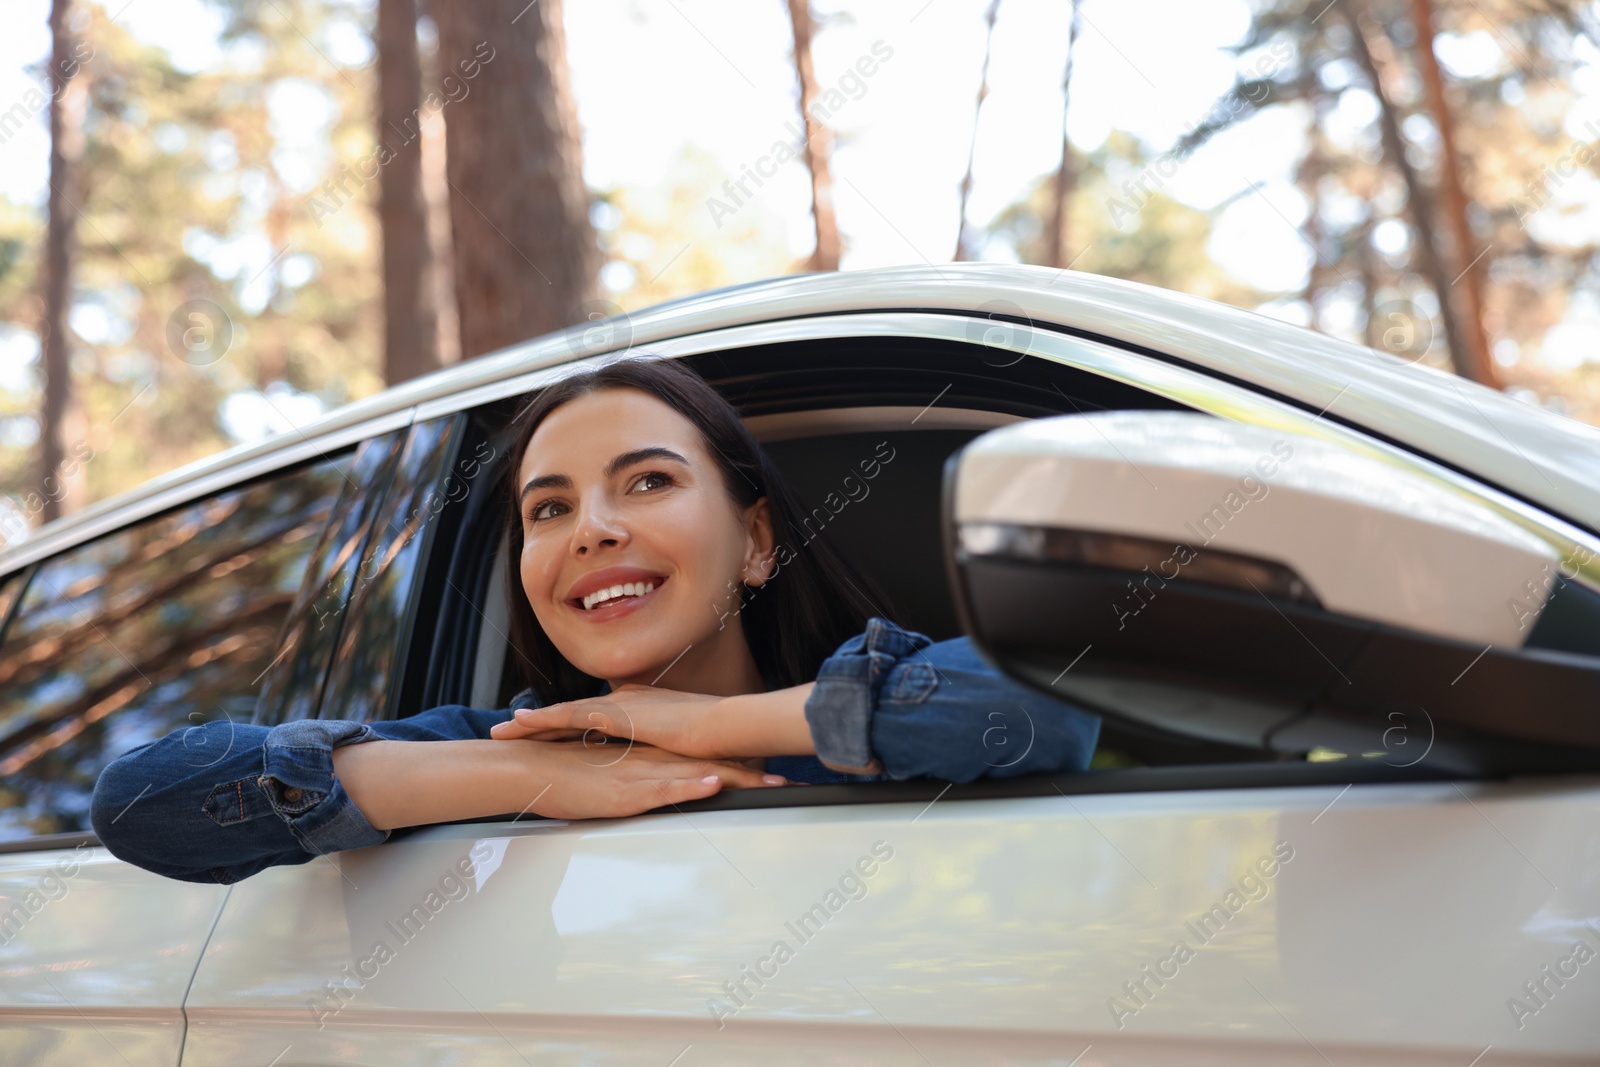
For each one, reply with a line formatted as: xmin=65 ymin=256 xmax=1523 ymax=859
xmin=519 ymin=447 xmax=690 ymax=503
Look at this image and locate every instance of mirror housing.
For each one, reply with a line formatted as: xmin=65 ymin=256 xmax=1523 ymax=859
xmin=943 ymin=412 xmax=1600 ymax=772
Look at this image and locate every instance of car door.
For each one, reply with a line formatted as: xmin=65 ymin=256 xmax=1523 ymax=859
xmin=0 ymin=447 xmax=358 ymax=1065
xmin=179 ymin=412 xmax=487 ymax=1065
xmin=945 ymin=407 xmax=1600 ymax=1061
xmin=177 ymin=318 xmax=1600 ymax=1066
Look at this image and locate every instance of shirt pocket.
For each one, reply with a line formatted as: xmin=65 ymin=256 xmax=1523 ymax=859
xmin=202 ymin=776 xmax=279 ymax=826
xmin=885 ymin=661 xmax=937 ymax=704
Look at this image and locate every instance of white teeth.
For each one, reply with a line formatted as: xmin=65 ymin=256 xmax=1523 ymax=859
xmin=582 ymin=580 xmax=657 ymax=610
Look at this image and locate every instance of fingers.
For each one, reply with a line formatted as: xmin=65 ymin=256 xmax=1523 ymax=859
xmin=508 ymin=706 xmax=580 ymax=732
xmin=690 ymin=760 xmax=785 ymax=790
xmin=532 ymin=751 xmax=790 ymax=820
xmin=577 ymin=745 xmax=782 ymax=786
xmin=489 ymin=720 xmax=587 ymax=742
xmin=511 ymin=705 xmax=627 ymax=742
xmin=646 ymin=775 xmax=725 ymax=808
xmin=624 ymin=752 xmax=782 ymax=791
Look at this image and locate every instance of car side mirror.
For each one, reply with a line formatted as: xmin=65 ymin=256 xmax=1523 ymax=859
xmin=942 ymin=412 xmax=1600 ymax=773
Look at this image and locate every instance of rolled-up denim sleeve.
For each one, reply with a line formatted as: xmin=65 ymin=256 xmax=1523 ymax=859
xmin=803 ymin=617 xmax=1102 ymax=783
xmin=260 ymin=719 xmax=391 ymax=857
xmin=91 ymin=717 xmax=389 ymax=885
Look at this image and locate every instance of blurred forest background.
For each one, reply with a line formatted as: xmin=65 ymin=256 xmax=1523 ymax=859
xmin=4 ymin=0 xmax=1600 ymax=545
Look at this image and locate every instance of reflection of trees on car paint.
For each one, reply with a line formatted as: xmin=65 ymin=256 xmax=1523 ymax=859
xmin=1106 ymin=840 xmax=1296 ymax=1031
xmin=0 ymin=841 xmax=93 ymax=946
xmin=0 ymin=456 xmax=351 ymax=838
xmin=707 ymin=839 xmax=896 ymax=1029
xmin=305 ymin=841 xmax=496 ymax=1030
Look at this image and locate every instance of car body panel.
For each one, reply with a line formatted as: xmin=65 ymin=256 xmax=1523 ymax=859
xmin=0 ymin=843 xmax=228 ymax=1065
xmin=179 ymin=781 xmax=1600 ymax=1064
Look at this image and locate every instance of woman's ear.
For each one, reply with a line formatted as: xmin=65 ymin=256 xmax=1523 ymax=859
xmin=741 ymin=495 xmax=777 ymax=587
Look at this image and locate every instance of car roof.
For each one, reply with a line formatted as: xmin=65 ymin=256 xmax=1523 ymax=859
xmin=6 ymin=263 xmax=1598 ymax=576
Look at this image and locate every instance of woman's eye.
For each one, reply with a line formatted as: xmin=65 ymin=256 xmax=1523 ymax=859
xmin=528 ymin=499 xmax=567 ymax=523
xmin=630 ymin=471 xmax=672 ymax=493
xmin=526 ymin=473 xmax=670 ymax=524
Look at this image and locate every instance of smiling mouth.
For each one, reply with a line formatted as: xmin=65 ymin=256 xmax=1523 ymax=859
xmin=571 ymin=577 xmax=665 ymax=612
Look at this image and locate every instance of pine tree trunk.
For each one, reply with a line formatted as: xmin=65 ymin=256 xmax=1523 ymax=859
xmin=39 ymin=0 xmax=87 ymax=525
xmin=420 ymin=101 xmax=459 ymax=366
xmin=1359 ymin=215 xmax=1381 ymax=350
xmin=429 ymin=0 xmax=598 ymax=360
xmin=1045 ymin=0 xmax=1081 ymax=269
xmin=378 ymin=0 xmax=440 ymax=384
xmin=954 ymin=0 xmax=1001 ymax=261
xmin=1299 ymin=70 xmax=1328 ymax=329
xmin=787 ymin=0 xmax=840 ymax=271
xmin=1342 ymin=1 xmax=1479 ymax=382
xmin=1408 ymin=0 xmax=1497 ymax=386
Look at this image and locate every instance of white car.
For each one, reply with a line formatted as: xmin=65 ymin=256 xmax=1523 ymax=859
xmin=2 ymin=263 xmax=1598 ymax=1065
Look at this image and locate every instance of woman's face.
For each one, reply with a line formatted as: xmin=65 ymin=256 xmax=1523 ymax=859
xmin=516 ymin=387 xmax=775 ymax=692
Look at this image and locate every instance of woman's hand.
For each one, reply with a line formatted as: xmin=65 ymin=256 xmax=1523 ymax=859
xmin=524 ymin=740 xmax=786 ymax=820
xmin=488 ymin=681 xmax=820 ymax=760
xmin=489 ymin=683 xmax=728 ymax=757
xmin=332 ymin=735 xmax=787 ymax=829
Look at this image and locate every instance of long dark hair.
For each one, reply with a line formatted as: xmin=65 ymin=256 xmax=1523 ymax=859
xmin=501 ymin=355 xmax=896 ymax=704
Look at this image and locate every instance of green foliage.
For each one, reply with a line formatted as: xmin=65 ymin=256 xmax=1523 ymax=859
xmin=595 ymin=143 xmax=799 ymax=314
xmin=989 ymin=130 xmax=1269 ymax=310
xmin=0 ymin=0 xmax=384 ymax=515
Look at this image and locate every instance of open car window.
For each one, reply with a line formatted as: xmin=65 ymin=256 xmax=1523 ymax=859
xmin=384 ymin=330 xmax=1600 ymax=817
xmin=392 ymin=339 xmax=1258 ymax=805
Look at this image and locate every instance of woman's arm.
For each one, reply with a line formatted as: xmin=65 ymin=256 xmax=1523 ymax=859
xmin=91 ymin=706 xmax=782 ymax=884
xmin=332 ymin=736 xmax=783 ymax=829
xmin=91 ymin=717 xmax=388 ymax=884
xmin=491 ymin=684 xmax=818 ymax=759
xmin=819 ymin=620 xmax=1102 ymax=782
xmin=489 ymin=684 xmax=819 ymax=758
xmin=495 ymin=618 xmax=1102 ymax=783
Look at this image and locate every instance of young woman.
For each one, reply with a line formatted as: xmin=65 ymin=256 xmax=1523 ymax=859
xmin=91 ymin=357 xmax=1101 ymax=885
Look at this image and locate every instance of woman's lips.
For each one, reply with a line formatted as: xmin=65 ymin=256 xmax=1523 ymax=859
xmin=567 ymin=577 xmax=665 ymax=621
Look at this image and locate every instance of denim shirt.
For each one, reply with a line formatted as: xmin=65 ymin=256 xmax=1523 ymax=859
xmin=90 ymin=617 xmax=1100 ymax=885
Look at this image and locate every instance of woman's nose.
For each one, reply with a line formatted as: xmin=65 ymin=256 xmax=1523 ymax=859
xmin=572 ymin=495 xmax=629 ymax=555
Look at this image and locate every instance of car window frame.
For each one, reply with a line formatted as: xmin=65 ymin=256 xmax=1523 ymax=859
xmin=0 ymin=566 xmax=29 ymax=650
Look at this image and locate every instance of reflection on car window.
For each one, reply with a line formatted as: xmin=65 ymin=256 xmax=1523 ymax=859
xmin=0 ymin=571 xmax=22 ymax=645
xmin=254 ymin=431 xmax=406 ymax=726
xmin=0 ymin=454 xmax=351 ymax=840
xmin=320 ymin=415 xmax=465 ymax=723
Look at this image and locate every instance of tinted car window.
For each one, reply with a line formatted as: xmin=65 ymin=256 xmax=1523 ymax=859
xmin=254 ymin=431 xmax=406 ymax=726
xmin=0 ymin=571 xmax=22 ymax=645
xmin=0 ymin=454 xmax=350 ymax=839
xmin=320 ymin=415 xmax=466 ymax=722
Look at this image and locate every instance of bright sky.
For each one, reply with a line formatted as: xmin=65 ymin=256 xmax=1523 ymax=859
xmin=0 ymin=0 xmax=1595 ymax=371
xmin=0 ymin=1 xmax=1308 ymax=284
